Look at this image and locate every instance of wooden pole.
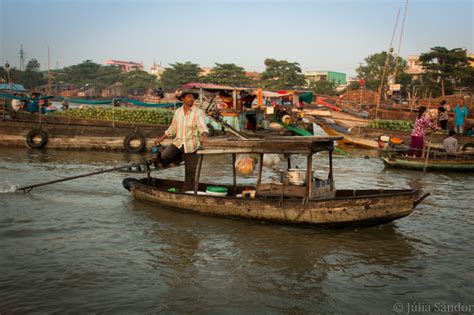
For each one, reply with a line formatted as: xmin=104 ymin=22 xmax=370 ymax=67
xmin=17 ymin=165 xmax=129 ymax=193
xmin=329 ymin=149 xmax=334 ymax=190
xmin=307 ymin=154 xmax=313 ymax=198
xmin=375 ymin=7 xmax=401 ymax=119
xmin=47 ymin=45 xmax=52 ymax=95
xmin=257 ymin=153 xmax=264 ymax=185
xmin=423 ymin=132 xmax=433 ymax=173
xmin=232 ymin=153 xmax=237 ymax=195
xmin=194 ymin=154 xmax=204 ymax=194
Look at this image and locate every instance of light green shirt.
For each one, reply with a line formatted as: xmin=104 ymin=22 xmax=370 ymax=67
xmin=165 ymin=105 xmax=209 ymax=153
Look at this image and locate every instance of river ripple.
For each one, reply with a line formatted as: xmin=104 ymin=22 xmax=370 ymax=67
xmin=0 ymin=147 xmax=473 ymax=313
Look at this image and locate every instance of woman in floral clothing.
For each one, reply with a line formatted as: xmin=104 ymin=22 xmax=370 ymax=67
xmin=408 ymin=106 xmax=439 ymax=158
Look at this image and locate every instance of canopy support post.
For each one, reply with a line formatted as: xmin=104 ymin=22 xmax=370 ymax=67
xmin=232 ymin=153 xmax=237 ymax=195
xmin=307 ymin=154 xmax=313 ymax=198
xmin=257 ymin=153 xmax=264 ymax=185
xmin=329 ymin=149 xmax=334 ymax=190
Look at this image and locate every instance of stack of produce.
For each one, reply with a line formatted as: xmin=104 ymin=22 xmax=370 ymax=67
xmin=342 ymin=89 xmax=379 ymax=105
xmin=368 ymin=120 xmax=413 ymax=131
xmin=54 ymin=107 xmax=174 ymax=125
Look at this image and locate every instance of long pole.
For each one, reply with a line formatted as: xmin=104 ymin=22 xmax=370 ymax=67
xmin=375 ymin=7 xmax=401 ymax=119
xmin=17 ymin=165 xmax=130 ymax=193
xmin=393 ymin=0 xmax=409 ymax=80
xmin=47 ymin=45 xmax=52 ymax=95
xmin=423 ymin=132 xmax=433 ymax=173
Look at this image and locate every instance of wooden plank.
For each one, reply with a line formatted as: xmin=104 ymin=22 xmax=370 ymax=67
xmin=256 ymin=183 xmax=307 ymax=198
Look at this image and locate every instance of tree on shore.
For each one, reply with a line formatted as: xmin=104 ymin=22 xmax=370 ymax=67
xmin=261 ymin=59 xmax=305 ymax=90
xmin=310 ymin=80 xmax=336 ymax=96
xmin=159 ymin=62 xmax=201 ymax=92
xmin=122 ymin=70 xmax=158 ymax=91
xmin=419 ymin=47 xmax=473 ymax=97
xmin=202 ymin=63 xmax=251 ymax=87
xmin=356 ymin=51 xmax=408 ymax=91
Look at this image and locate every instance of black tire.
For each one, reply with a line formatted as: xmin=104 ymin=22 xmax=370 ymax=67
xmin=122 ymin=177 xmax=138 ymax=191
xmin=124 ymin=132 xmax=146 ymax=153
xmin=26 ymin=129 xmax=48 ymax=149
xmin=462 ymin=142 xmax=474 ymax=151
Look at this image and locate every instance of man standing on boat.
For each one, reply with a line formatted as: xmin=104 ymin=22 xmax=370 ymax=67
xmin=454 ymin=98 xmax=469 ymax=135
xmin=154 ymin=89 xmax=209 ymax=191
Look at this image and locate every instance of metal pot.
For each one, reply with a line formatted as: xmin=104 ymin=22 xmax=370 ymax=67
xmin=282 ymin=169 xmax=307 ymax=185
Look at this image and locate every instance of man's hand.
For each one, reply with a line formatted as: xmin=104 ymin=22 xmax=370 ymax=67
xmin=154 ymin=134 xmax=167 ymax=145
xmin=201 ymin=132 xmax=208 ymax=141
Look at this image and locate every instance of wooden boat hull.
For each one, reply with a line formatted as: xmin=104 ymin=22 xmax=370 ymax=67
xmin=382 ymin=157 xmax=474 ymax=172
xmin=131 ymin=178 xmax=419 ymax=228
xmin=0 ymin=116 xmax=167 ymax=151
xmin=319 ymin=123 xmax=473 ymax=150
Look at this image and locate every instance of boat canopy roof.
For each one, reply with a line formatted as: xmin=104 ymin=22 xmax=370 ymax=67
xmin=198 ymin=136 xmax=343 ymax=155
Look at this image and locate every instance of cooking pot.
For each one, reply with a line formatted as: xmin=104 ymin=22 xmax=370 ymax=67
xmin=281 ymin=169 xmax=307 ymax=185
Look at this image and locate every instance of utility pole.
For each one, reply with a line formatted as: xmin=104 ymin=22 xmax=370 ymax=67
xmin=19 ymin=44 xmax=25 ymax=71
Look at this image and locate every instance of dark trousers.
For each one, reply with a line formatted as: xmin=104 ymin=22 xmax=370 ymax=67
xmin=160 ymin=144 xmax=199 ymax=192
xmin=440 ymin=120 xmax=448 ymax=130
xmin=408 ymin=135 xmax=424 ymax=158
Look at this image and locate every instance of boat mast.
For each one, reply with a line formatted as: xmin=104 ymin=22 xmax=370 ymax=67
xmin=47 ymin=45 xmax=52 ymax=95
xmin=375 ymin=7 xmax=401 ymax=119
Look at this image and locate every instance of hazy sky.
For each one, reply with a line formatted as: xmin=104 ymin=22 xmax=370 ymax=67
xmin=1 ymin=0 xmax=473 ymax=76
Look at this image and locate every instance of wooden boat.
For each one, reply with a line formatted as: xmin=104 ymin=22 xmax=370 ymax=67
xmin=124 ymin=136 xmax=428 ymax=227
xmin=382 ymin=151 xmax=474 ymax=172
xmin=314 ymin=118 xmax=473 ymax=150
xmin=0 ymin=110 xmax=167 ymax=152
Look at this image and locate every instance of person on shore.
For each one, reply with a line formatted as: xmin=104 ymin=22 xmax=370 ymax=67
xmin=443 ymin=130 xmax=459 ymax=153
xmin=154 ymin=89 xmax=208 ymax=192
xmin=438 ymin=100 xmax=449 ymax=130
xmin=408 ymin=106 xmax=439 ymax=158
xmin=454 ymin=98 xmax=468 ymax=134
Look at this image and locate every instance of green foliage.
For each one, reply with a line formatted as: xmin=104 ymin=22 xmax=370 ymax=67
xmin=202 ymin=63 xmax=251 ymax=87
xmin=159 ymin=62 xmax=201 ymax=92
xmin=0 ymin=66 xmax=23 ymax=84
xmin=55 ymin=107 xmax=174 ymax=125
xmin=356 ymin=51 xmax=408 ymax=90
xmin=56 ymin=60 xmax=102 ymax=88
xmin=121 ymin=70 xmax=158 ymax=91
xmin=261 ymin=58 xmax=305 ymax=90
xmin=310 ymin=80 xmax=336 ymax=96
xmin=419 ymin=46 xmax=473 ymax=96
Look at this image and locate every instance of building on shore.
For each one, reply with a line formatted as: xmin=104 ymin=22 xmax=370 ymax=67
xmin=304 ymin=71 xmax=346 ymax=87
xmin=405 ymin=55 xmax=424 ymax=80
xmin=149 ymin=61 xmax=164 ymax=79
xmin=105 ymin=59 xmax=144 ymax=72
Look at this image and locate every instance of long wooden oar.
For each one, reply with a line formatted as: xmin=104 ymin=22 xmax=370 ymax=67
xmin=423 ymin=132 xmax=434 ymax=173
xmin=17 ymin=165 xmax=131 ymax=193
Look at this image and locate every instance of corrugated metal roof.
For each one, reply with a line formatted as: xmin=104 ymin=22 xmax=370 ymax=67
xmin=0 ymin=83 xmax=27 ymax=92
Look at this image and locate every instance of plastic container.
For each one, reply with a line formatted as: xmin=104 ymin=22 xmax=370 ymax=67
xmin=185 ymin=191 xmax=207 ymax=195
xmin=206 ymin=186 xmax=228 ymax=197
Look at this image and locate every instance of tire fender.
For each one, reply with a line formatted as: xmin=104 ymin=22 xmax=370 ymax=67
xmin=123 ymin=132 xmax=146 ymax=153
xmin=26 ymin=129 xmax=48 ymax=149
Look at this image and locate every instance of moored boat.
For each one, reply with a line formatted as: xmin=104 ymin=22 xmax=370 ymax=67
xmin=124 ymin=136 xmax=428 ymax=227
xmin=382 ymin=151 xmax=474 ymax=172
